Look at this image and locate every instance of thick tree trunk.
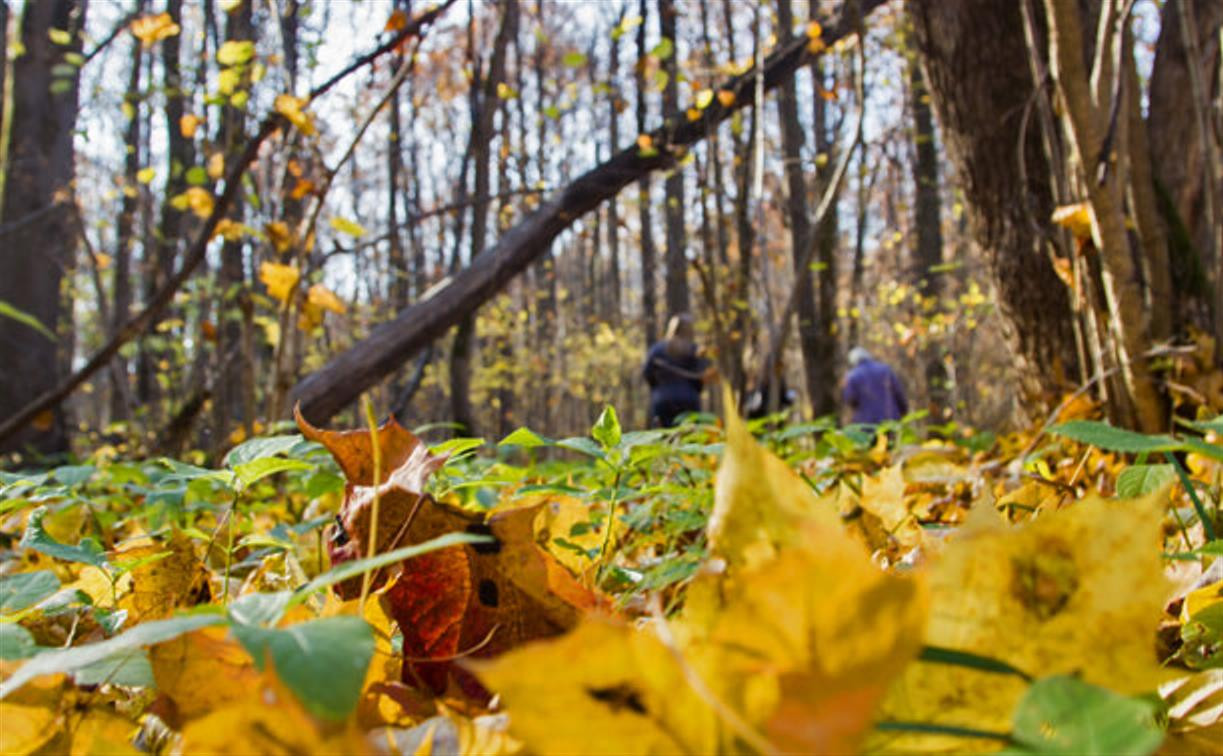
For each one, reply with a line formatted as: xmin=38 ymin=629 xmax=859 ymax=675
xmin=0 ymin=0 xmax=87 ymax=455
xmin=908 ymin=55 xmax=949 ymax=415
xmin=1148 ymin=0 xmax=1222 ymax=335
xmin=292 ymin=0 xmax=885 ymax=423
xmin=908 ymin=0 xmax=1079 ymax=415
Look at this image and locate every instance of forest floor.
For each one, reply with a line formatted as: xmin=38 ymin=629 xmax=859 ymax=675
xmin=1 ymin=397 xmax=1222 ymax=754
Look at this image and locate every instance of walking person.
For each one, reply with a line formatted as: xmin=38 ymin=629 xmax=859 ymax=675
xmin=843 ymin=346 xmax=908 ymax=425
xmin=643 ymin=314 xmax=716 ymax=427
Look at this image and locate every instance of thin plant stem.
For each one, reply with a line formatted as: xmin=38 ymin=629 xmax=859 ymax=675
xmin=358 ymin=395 xmax=383 ymax=614
xmin=596 ymin=467 xmax=624 ymax=586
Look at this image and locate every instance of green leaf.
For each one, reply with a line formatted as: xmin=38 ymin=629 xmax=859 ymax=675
xmin=1183 ymin=415 xmax=1223 ymax=436
xmin=232 ymin=457 xmax=313 ymax=488
xmin=1116 ymin=464 xmax=1176 ymax=498
xmin=52 ymin=464 xmax=95 ymax=487
xmin=48 ymin=28 xmax=72 ymax=45
xmin=19 ymin=508 xmax=107 ymax=567
xmin=216 ymin=39 xmax=255 ymax=66
xmin=499 ymin=427 xmax=551 ymax=449
xmin=49 ymin=78 xmax=73 ymax=95
xmin=224 ymin=434 xmax=303 ymax=466
xmin=562 ymin=50 xmax=587 ymax=67
xmin=0 ymin=570 xmax=61 ymax=614
xmin=0 ymin=299 xmax=55 ymax=340
xmin=232 ymin=616 xmax=373 ymax=721
xmin=430 ymin=437 xmax=485 ymax=460
xmin=1008 ymin=676 xmax=1163 ymax=754
xmin=0 ymin=611 xmax=226 ymax=699
xmin=1050 ymin=420 xmax=1182 ymax=454
xmin=542 ymin=104 xmax=561 ymax=120
xmin=918 ymin=645 xmax=1031 ymax=681
xmin=74 ymin=649 xmax=155 ymax=687
xmin=287 ymin=532 xmax=490 ymax=609
xmin=1180 ymin=602 xmax=1223 ymax=670
xmin=185 ymin=166 xmax=209 ymax=185
xmin=0 ymin=624 xmax=38 ymax=661
xmin=329 ymin=216 xmax=367 ymax=238
xmin=555 ymin=436 xmax=605 ymax=458
xmin=228 ymin=590 xmax=292 ymax=627
xmin=591 ymin=406 xmax=621 ymax=449
xmin=650 ymin=37 xmax=674 ymax=60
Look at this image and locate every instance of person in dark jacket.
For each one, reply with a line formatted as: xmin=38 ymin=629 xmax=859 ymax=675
xmin=843 ymin=346 xmax=908 ymax=424
xmin=643 ymin=314 xmax=714 ymax=427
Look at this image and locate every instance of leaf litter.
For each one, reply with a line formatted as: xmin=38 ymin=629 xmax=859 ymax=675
xmin=0 ymin=399 xmax=1221 ymax=753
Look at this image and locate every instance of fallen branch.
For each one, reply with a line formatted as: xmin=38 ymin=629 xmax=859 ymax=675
xmin=292 ymin=0 xmax=889 ymax=423
xmin=0 ymin=2 xmax=455 ymax=448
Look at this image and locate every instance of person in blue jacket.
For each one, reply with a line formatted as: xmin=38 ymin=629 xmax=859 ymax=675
xmin=843 ymin=346 xmax=908 ymax=425
xmin=643 ymin=314 xmax=715 ymax=427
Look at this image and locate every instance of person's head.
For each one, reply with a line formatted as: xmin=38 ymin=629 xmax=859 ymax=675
xmin=664 ymin=313 xmax=696 ymax=358
xmin=848 ymin=346 xmax=872 ymax=367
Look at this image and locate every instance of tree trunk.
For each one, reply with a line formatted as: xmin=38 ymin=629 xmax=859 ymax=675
xmin=908 ymin=0 xmax=1079 ymax=416
xmin=636 ymin=0 xmax=659 ymax=346
xmin=809 ymin=54 xmax=840 ymax=417
xmin=606 ymin=8 xmax=624 ymax=326
xmin=1147 ymin=0 xmax=1222 ymax=335
xmin=777 ymin=0 xmax=818 ymax=412
xmin=111 ymin=16 xmax=144 ymax=423
xmin=449 ymin=0 xmax=517 ymax=436
xmin=908 ymin=54 xmax=949 ymax=415
xmin=659 ymin=0 xmax=689 ymax=317
xmin=0 ymin=0 xmax=87 ymax=455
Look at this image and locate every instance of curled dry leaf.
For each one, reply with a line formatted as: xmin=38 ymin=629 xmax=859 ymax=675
xmin=295 ymin=408 xmax=602 ymax=700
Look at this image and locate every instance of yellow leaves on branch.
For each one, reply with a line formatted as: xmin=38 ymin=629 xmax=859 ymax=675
xmin=259 ymin=262 xmax=300 ymax=305
xmin=169 ymin=187 xmax=214 ymax=219
xmin=274 ymin=94 xmax=316 ymax=136
xmin=129 ymin=13 xmax=180 ymax=48
xmin=179 ymin=114 xmax=201 ymax=138
xmin=258 ymin=262 xmax=346 ymax=331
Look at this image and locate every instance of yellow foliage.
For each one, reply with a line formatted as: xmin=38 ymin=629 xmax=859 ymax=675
xmin=1052 ymin=201 xmax=1094 ymax=240
xmin=179 ymin=113 xmax=201 ymax=138
xmin=130 ymin=12 xmax=180 ymax=48
xmin=169 ymin=188 xmax=214 ymax=219
xmin=274 ymin=94 xmax=316 ymax=136
xmin=298 ymin=284 xmax=346 ymax=331
xmin=259 ymin=261 xmax=300 ymax=305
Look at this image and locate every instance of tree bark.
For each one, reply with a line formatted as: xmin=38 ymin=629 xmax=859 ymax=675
xmin=777 ymin=0 xmax=818 ymax=412
xmin=659 ymin=0 xmax=689 ymax=317
xmin=908 ymin=0 xmax=1079 ymax=415
xmin=908 ymin=53 xmax=949 ymax=414
xmin=636 ymin=0 xmax=659 ymax=346
xmin=448 ymin=0 xmax=517 ymax=436
xmin=0 ymin=0 xmax=87 ymax=455
xmin=1042 ymin=0 xmax=1164 ymax=432
xmin=111 ymin=14 xmax=144 ymax=423
xmin=1147 ymin=0 xmax=1222 ymax=335
xmin=292 ymin=0 xmax=886 ymax=423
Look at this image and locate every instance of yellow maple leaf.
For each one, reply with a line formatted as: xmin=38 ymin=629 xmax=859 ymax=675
xmin=259 ymin=261 xmax=300 ymax=304
xmin=130 ymin=12 xmax=180 ymax=48
xmin=869 ymin=489 xmax=1172 ymax=752
xmin=473 ymin=617 xmax=707 ymax=754
xmin=707 ymin=387 xmax=840 ymax=569
xmin=329 ymin=216 xmax=366 ymax=238
xmin=1052 ymin=201 xmax=1094 ymax=240
xmin=274 ymin=93 xmax=316 ymax=136
xmin=298 ymin=283 xmax=346 ymax=331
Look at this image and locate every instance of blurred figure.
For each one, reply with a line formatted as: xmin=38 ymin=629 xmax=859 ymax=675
xmin=643 ymin=314 xmax=715 ymax=427
xmin=843 ymin=346 xmax=908 ymax=424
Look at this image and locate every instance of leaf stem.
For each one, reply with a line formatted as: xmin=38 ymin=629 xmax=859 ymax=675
xmin=595 ymin=467 xmax=624 ymax=586
xmin=1165 ymin=451 xmax=1216 ymax=541
xmin=358 ymin=395 xmax=383 ymax=614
